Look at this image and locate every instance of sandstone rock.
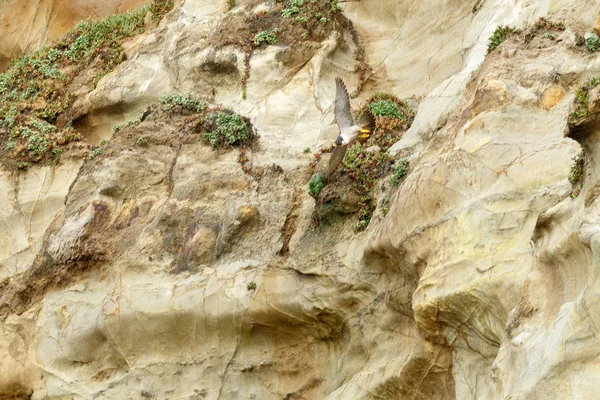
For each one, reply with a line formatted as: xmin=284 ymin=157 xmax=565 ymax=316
xmin=3 ymin=0 xmax=600 ymax=399
xmin=539 ymin=85 xmax=565 ymax=110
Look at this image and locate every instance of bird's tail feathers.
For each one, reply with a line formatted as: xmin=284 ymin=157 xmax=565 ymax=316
xmin=356 ymin=110 xmax=375 ymax=133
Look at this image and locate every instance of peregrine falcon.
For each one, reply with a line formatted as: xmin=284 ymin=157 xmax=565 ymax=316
xmin=326 ymin=77 xmax=375 ymax=178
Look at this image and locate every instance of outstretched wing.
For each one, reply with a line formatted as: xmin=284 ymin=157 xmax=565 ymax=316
xmin=326 ymin=144 xmax=348 ymax=179
xmin=334 ymin=77 xmax=354 ymax=131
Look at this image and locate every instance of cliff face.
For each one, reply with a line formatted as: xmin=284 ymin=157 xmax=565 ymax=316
xmin=0 ymin=0 xmax=149 ymax=72
xmin=2 ymin=0 xmax=600 ymax=399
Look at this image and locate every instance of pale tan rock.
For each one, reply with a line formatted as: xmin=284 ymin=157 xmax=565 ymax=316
xmin=2 ymin=0 xmax=600 ymax=399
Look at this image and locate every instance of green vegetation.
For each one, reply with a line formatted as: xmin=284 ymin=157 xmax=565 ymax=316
xmin=304 ymin=147 xmax=311 ymax=154
xmin=369 ymin=98 xmax=404 ymax=119
xmin=113 ymin=118 xmax=141 ymax=134
xmin=150 ymin=0 xmax=174 ymax=20
xmin=204 ymin=112 xmax=250 ymax=148
xmin=282 ymin=0 xmax=304 ymax=17
xmin=224 ymin=0 xmax=347 ymax=100
xmin=88 ymin=140 xmax=107 ymax=159
xmin=585 ymin=35 xmax=600 ymax=53
xmin=0 ymin=0 xmax=173 ymax=169
xmin=569 ymin=151 xmax=585 ymax=199
xmin=228 ymin=0 xmax=235 ymax=10
xmin=381 ymin=197 xmax=390 ymax=216
xmin=309 ymin=173 xmax=325 ymax=198
xmin=158 ymin=93 xmax=206 ymax=112
xmin=570 ymin=77 xmax=600 ymax=120
xmin=391 ymin=159 xmax=409 ymax=186
xmin=253 ymin=29 xmax=278 ymax=46
xmin=487 ymin=25 xmax=515 ymax=53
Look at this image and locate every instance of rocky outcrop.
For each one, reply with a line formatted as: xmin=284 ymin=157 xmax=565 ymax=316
xmin=3 ymin=0 xmax=600 ymax=399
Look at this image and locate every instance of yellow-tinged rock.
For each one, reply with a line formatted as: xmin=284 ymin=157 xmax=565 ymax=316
xmin=539 ymin=85 xmax=565 ymax=110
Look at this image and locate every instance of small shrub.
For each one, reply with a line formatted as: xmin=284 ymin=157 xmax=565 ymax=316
xmin=158 ymin=93 xmax=205 ymax=112
xmin=303 ymin=147 xmax=311 ymax=154
xmin=569 ymin=151 xmax=585 ymax=198
xmin=369 ymin=99 xmax=403 ymax=118
xmin=585 ymin=35 xmax=600 ymax=53
xmin=253 ymin=30 xmax=278 ymax=46
xmin=330 ymin=0 xmax=342 ymax=13
xmin=204 ymin=112 xmax=249 ymax=147
xmin=309 ymin=173 xmax=325 ymax=198
xmin=391 ymin=159 xmax=409 ymax=186
xmin=487 ymin=25 xmax=515 ymax=53
xmin=227 ymin=0 xmax=235 ymax=10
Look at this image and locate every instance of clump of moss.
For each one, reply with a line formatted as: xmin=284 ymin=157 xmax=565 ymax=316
xmin=309 ymin=173 xmax=325 ymax=198
xmin=0 ymin=0 xmax=171 ymax=169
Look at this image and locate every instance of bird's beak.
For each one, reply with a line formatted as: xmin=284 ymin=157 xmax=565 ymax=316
xmin=360 ymin=129 xmax=370 ymax=133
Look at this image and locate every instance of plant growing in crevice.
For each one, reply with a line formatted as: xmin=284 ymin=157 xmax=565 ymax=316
xmin=309 ymin=173 xmax=325 ymax=198
xmin=569 ymin=77 xmax=600 ymax=120
xmin=204 ymin=112 xmax=250 ymax=147
xmin=585 ymin=35 xmax=600 ymax=53
xmin=487 ymin=25 xmax=516 ymax=53
xmin=391 ymin=159 xmax=409 ymax=186
xmin=253 ymin=29 xmax=278 ymax=46
xmin=569 ymin=151 xmax=585 ymax=199
xmin=158 ymin=93 xmax=206 ymax=112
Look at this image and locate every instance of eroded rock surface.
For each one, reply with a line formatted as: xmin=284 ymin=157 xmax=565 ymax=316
xmin=3 ymin=0 xmax=600 ymax=399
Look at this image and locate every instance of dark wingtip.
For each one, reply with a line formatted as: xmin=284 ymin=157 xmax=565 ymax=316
xmin=358 ymin=109 xmax=376 ymax=130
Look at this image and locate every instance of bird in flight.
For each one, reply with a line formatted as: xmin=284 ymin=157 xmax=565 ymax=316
xmin=326 ymin=77 xmax=375 ymax=179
